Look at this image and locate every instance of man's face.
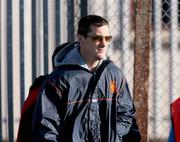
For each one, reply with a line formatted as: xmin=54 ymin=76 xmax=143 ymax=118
xmin=80 ymin=25 xmax=112 ymax=61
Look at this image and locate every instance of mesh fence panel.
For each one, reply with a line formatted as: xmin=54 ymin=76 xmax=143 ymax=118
xmin=149 ymin=0 xmax=180 ymax=141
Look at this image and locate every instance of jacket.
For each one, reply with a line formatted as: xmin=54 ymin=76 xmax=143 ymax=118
xmin=17 ymin=42 xmax=71 ymax=142
xmin=168 ymin=98 xmax=180 ymax=142
xmin=17 ymin=75 xmax=48 ymax=142
xmin=32 ymin=41 xmax=137 ymax=142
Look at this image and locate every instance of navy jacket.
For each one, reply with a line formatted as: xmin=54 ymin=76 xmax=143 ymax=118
xmin=32 ymin=42 xmax=138 ymax=142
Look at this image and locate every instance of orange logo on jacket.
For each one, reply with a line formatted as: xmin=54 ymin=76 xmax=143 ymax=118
xmin=110 ymin=81 xmax=117 ymax=94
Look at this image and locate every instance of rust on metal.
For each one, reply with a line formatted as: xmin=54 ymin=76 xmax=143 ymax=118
xmin=133 ymin=0 xmax=151 ymax=142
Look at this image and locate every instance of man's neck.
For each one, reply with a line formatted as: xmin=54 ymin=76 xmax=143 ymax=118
xmin=87 ymin=60 xmax=101 ymax=71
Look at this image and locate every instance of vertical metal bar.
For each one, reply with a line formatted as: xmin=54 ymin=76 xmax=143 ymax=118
xmin=56 ymin=0 xmax=61 ymax=45
xmin=1 ymin=0 xmax=8 ymax=140
xmin=80 ymin=0 xmax=87 ymax=17
xmin=67 ymin=0 xmax=74 ymax=41
xmin=121 ymin=0 xmax=133 ymax=88
xmin=133 ymin=0 xmax=151 ymax=141
xmin=19 ymin=0 xmax=25 ymax=108
xmin=24 ymin=0 xmax=33 ymax=99
xmin=7 ymin=0 xmax=14 ymax=141
xmin=170 ymin=0 xmax=178 ymax=101
xmin=103 ymin=1 xmax=107 ymax=16
xmin=43 ymin=0 xmax=48 ymax=74
xmin=0 ymin=0 xmax=2 ymax=140
xmin=119 ymin=0 xmax=124 ymax=68
xmin=152 ymin=0 xmax=157 ymax=139
xmin=36 ymin=0 xmax=44 ymax=76
xmin=152 ymin=0 xmax=162 ymax=139
xmin=32 ymin=0 xmax=37 ymax=81
xmin=152 ymin=0 xmax=169 ymax=140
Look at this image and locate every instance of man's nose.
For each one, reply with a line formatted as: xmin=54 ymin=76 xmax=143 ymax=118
xmin=99 ymin=38 xmax=107 ymax=48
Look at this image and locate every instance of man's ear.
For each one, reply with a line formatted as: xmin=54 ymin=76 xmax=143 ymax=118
xmin=78 ymin=34 xmax=85 ymax=43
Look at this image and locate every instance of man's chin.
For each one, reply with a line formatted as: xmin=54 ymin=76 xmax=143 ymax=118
xmin=97 ymin=55 xmax=106 ymax=60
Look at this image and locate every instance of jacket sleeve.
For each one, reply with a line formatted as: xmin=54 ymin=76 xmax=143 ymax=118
xmin=168 ymin=124 xmax=175 ymax=142
xmin=32 ymin=81 xmax=63 ymax=142
xmin=116 ymin=77 xmax=137 ymax=141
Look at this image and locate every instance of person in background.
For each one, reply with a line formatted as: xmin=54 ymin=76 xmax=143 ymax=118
xmin=168 ymin=98 xmax=180 ymax=142
xmin=16 ymin=42 xmax=71 ymax=142
xmin=32 ymin=14 xmax=141 ymax=142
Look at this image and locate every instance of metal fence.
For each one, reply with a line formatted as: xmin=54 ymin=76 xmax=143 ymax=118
xmin=0 ymin=0 xmax=180 ymax=141
xmin=149 ymin=0 xmax=180 ymax=141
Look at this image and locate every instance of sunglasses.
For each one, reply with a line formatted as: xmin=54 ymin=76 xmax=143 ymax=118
xmin=87 ymin=34 xmax=112 ymax=42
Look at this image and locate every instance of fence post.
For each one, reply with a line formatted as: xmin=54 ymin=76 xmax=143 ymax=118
xmin=0 ymin=1 xmax=2 ymax=138
xmin=67 ymin=0 xmax=74 ymax=41
xmin=133 ymin=0 xmax=151 ymax=142
xmin=80 ymin=0 xmax=87 ymax=17
xmin=7 ymin=0 xmax=14 ymax=141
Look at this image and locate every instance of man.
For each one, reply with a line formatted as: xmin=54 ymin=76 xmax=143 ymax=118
xmin=32 ymin=15 xmax=140 ymax=142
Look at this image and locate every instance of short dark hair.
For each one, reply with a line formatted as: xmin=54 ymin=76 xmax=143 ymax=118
xmin=77 ymin=15 xmax=109 ymax=37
